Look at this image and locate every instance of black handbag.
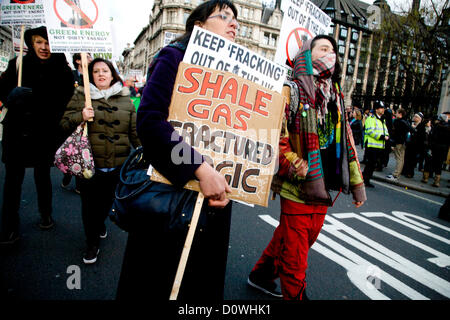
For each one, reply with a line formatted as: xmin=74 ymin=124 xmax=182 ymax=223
xmin=109 ymin=146 xmax=199 ymax=232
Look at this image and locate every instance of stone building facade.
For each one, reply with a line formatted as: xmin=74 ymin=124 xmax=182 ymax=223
xmin=122 ymin=0 xmax=447 ymax=112
xmin=0 ymin=26 xmax=13 ymax=73
xmin=122 ymin=0 xmax=282 ymax=77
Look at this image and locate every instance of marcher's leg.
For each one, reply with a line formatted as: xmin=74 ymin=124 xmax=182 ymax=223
xmin=278 ymin=214 xmax=311 ymax=300
xmin=61 ymin=173 xmax=72 ymax=189
xmin=251 ymin=223 xmax=282 ymax=279
xmin=308 ymin=214 xmax=326 ymax=247
xmin=0 ymin=163 xmax=25 ymax=235
xmin=79 ymin=174 xmax=102 ymax=257
xmin=433 ymin=175 xmax=441 ymax=187
xmin=431 ymin=148 xmax=444 ymax=187
xmin=392 ymin=144 xmax=405 ymax=178
xmin=74 ymin=176 xmax=81 ymax=194
xmin=178 ymin=202 xmax=232 ymax=301
xmin=34 ymin=164 xmax=53 ymax=228
xmin=248 ymin=217 xmax=283 ymax=297
xmin=94 ymin=169 xmax=120 ymax=238
xmin=363 ymin=148 xmax=377 ymax=186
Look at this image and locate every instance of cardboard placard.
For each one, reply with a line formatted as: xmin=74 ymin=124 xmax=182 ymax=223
xmin=151 ymin=62 xmax=285 ymax=207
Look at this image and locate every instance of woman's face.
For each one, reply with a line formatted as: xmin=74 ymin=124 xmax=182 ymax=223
xmin=32 ymin=35 xmax=51 ymax=60
xmin=198 ymin=6 xmax=238 ymax=42
xmin=92 ymin=62 xmax=113 ymax=90
xmin=311 ymin=38 xmax=334 ymax=62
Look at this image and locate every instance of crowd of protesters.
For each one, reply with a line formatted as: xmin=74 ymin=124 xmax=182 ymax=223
xmin=347 ymin=104 xmax=450 ymax=189
xmin=0 ymin=0 xmax=448 ymax=302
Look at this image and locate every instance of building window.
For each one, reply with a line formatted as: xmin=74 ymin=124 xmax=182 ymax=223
xmin=167 ymin=10 xmax=177 ymax=24
xmin=241 ymin=25 xmax=247 ymax=38
xmin=264 ymin=33 xmax=269 ymax=45
xmin=270 ymin=34 xmax=277 ymax=47
xmin=242 ymin=8 xmax=248 ymax=19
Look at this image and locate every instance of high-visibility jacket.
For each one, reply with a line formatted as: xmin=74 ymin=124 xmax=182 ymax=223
xmin=364 ymin=114 xmax=389 ymax=149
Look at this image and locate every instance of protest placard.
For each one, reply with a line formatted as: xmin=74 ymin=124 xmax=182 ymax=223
xmin=127 ymin=69 xmax=143 ymax=80
xmin=164 ymin=31 xmax=181 ymax=47
xmin=0 ymin=0 xmax=44 ymax=25
xmin=274 ymin=0 xmax=332 ymax=68
xmin=184 ymin=26 xmax=286 ymax=93
xmin=12 ymin=24 xmax=32 ymax=53
xmin=150 ymin=62 xmax=285 ymax=207
xmin=0 ymin=50 xmax=10 ymax=71
xmin=43 ymin=0 xmax=113 ymax=54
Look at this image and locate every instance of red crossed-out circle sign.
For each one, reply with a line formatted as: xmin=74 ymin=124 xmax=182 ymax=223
xmin=11 ymin=0 xmax=36 ymax=4
xmin=286 ymin=27 xmax=313 ymax=68
xmin=53 ymin=0 xmax=99 ymax=29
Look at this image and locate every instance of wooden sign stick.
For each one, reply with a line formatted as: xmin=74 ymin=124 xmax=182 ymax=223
xmin=169 ymin=192 xmax=205 ymax=300
xmin=81 ymin=52 xmax=93 ymax=122
xmin=17 ymin=25 xmax=25 ymax=87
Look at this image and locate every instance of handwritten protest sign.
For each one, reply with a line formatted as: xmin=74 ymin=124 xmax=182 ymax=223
xmin=185 ymin=26 xmax=286 ymax=93
xmin=275 ymin=0 xmax=332 ymax=68
xmin=151 ymin=62 xmax=285 ymax=207
xmin=0 ymin=0 xmax=45 ymax=25
xmin=43 ymin=0 xmax=112 ymax=53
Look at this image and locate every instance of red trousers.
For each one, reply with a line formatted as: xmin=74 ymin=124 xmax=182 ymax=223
xmin=252 ymin=213 xmax=326 ymax=300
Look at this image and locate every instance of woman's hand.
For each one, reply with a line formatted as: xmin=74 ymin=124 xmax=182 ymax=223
xmin=82 ymin=106 xmax=94 ymax=121
xmin=195 ymin=162 xmax=232 ymax=208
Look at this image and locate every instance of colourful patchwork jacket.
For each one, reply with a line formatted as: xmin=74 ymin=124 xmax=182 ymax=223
xmin=271 ymin=82 xmax=366 ymax=207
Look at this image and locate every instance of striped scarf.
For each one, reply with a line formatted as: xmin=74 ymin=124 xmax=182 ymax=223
xmin=283 ymin=40 xmax=344 ymax=204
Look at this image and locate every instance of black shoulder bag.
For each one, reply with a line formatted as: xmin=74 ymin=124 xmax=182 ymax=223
xmin=109 ymin=146 xmax=198 ymax=232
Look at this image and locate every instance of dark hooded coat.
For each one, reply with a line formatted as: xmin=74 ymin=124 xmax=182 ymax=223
xmin=0 ymin=27 xmax=74 ymax=166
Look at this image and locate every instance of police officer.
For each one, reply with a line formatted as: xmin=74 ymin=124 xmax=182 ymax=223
xmin=362 ymin=101 xmax=389 ymax=187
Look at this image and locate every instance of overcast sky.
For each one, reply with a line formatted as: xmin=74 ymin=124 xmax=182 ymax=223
xmin=107 ymin=0 xmax=439 ymax=55
xmin=108 ymin=0 xmax=154 ymax=55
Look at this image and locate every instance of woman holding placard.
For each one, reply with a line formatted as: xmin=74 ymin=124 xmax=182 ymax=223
xmin=116 ymin=0 xmax=239 ymax=300
xmin=0 ymin=26 xmax=74 ymax=245
xmin=60 ymin=58 xmax=140 ymax=264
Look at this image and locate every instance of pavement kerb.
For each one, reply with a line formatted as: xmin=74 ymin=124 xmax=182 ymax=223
xmin=371 ymin=175 xmax=449 ymax=198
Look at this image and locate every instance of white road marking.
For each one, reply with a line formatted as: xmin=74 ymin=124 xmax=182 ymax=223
xmin=371 ymin=180 xmax=444 ymax=206
xmin=258 ymin=211 xmax=450 ymax=299
xmin=333 ymin=212 xmax=450 ymax=267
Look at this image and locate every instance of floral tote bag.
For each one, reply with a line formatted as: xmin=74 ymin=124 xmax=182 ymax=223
xmin=54 ymin=122 xmax=95 ymax=179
